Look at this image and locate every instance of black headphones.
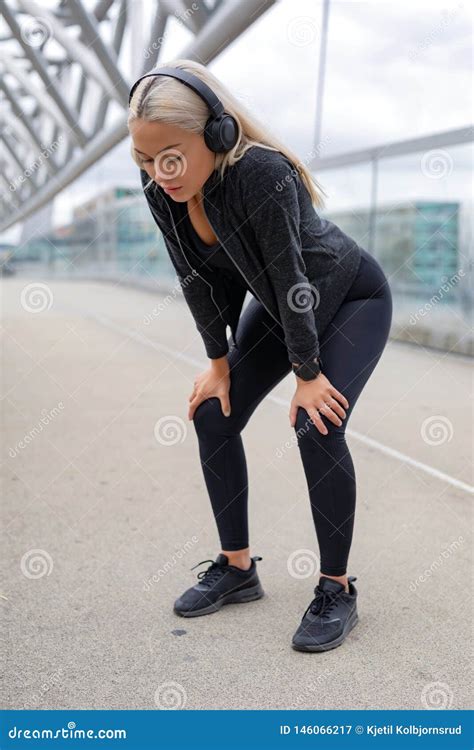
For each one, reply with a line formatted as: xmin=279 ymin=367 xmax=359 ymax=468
xmin=128 ymin=65 xmax=239 ymax=153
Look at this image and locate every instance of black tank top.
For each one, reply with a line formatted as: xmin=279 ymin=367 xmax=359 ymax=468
xmin=177 ymin=202 xmax=254 ymax=295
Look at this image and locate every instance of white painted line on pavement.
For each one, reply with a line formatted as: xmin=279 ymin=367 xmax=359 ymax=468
xmin=61 ymin=305 xmax=474 ymax=497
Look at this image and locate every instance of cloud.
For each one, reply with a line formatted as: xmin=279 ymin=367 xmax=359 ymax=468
xmin=3 ymin=0 xmax=471 ymax=241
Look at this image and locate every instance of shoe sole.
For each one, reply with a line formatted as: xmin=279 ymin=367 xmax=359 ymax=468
xmin=291 ymin=610 xmax=359 ymax=652
xmin=174 ymin=581 xmax=265 ymax=618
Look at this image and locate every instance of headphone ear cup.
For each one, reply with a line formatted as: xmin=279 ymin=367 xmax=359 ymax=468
xmin=204 ymin=114 xmax=239 ymax=152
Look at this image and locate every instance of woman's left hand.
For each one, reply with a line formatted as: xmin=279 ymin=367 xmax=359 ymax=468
xmin=289 ymin=373 xmax=349 ymax=435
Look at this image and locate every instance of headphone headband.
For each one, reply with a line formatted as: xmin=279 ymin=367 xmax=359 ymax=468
xmin=128 ymin=65 xmax=238 ymax=153
xmin=128 ymin=66 xmax=224 ymax=117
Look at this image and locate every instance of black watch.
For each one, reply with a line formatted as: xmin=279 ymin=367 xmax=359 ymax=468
xmin=292 ymin=355 xmax=323 ymax=381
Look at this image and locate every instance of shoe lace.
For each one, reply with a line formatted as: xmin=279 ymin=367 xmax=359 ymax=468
xmin=303 ymin=588 xmax=340 ymax=620
xmin=190 ymin=559 xmax=226 ymax=587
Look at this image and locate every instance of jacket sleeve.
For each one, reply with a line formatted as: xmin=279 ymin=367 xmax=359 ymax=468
xmin=139 ymin=170 xmax=230 ymax=359
xmin=236 ymin=153 xmax=321 ymax=371
xmin=162 ymin=235 xmax=231 ymax=359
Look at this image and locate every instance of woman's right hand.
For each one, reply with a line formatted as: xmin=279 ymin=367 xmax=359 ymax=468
xmin=289 ymin=372 xmax=349 ymax=435
xmin=188 ymin=357 xmax=231 ymax=421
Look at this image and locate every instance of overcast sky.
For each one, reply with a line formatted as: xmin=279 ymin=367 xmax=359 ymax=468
xmin=2 ymin=0 xmax=472 ymax=243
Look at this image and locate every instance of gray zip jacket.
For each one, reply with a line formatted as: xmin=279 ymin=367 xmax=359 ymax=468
xmin=139 ymin=145 xmax=362 ymax=367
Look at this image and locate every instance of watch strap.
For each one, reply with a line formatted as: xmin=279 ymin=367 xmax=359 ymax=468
xmin=292 ymin=355 xmax=323 ymax=381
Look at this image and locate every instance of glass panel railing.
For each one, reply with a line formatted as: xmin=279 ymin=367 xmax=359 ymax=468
xmin=315 ymin=141 xmax=473 ymax=354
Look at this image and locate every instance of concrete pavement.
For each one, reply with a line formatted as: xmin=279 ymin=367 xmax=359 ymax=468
xmin=1 ymin=275 xmax=472 ymax=711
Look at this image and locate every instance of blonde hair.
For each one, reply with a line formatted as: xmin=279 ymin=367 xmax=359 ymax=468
xmin=128 ymin=58 xmax=326 ymax=208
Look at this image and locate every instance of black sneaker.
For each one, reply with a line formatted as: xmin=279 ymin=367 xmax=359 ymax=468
xmin=291 ymin=575 xmax=359 ymax=652
xmin=173 ymin=553 xmax=265 ymax=617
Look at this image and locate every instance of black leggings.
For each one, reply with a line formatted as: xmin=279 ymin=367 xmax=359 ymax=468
xmin=192 ymin=249 xmax=393 ymax=576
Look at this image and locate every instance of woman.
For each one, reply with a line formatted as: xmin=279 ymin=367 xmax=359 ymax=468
xmin=128 ymin=59 xmax=393 ymax=652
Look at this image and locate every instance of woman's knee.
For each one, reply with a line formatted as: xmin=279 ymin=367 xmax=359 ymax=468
xmin=293 ymin=406 xmax=347 ymax=447
xmin=192 ymin=397 xmax=243 ymax=437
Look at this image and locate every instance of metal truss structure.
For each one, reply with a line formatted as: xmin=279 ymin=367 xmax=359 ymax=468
xmin=0 ymin=0 xmax=275 ymax=233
